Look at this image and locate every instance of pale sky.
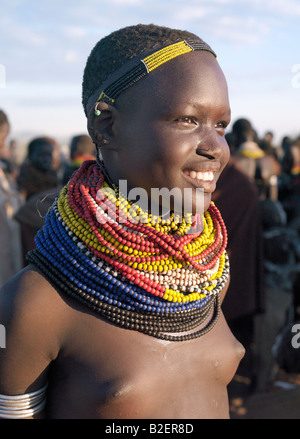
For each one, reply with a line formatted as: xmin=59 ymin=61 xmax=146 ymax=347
xmin=1 ymin=0 xmax=300 ymax=147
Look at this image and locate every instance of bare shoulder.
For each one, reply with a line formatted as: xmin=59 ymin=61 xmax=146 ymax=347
xmin=0 ymin=264 xmax=71 ymax=335
xmin=0 ymin=265 xmax=71 ymax=395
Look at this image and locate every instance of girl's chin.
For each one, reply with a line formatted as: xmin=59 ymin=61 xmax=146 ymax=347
xmin=204 ymin=197 xmax=212 ymax=212
xmin=175 ymin=194 xmax=211 ymax=216
xmin=194 ymin=194 xmax=211 ymax=214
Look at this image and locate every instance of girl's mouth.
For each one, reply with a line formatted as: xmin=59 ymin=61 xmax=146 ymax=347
xmin=182 ymin=169 xmax=217 ymax=193
xmin=183 ymin=170 xmax=214 ymax=182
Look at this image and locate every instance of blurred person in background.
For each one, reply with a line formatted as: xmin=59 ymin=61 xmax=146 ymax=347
xmin=17 ymin=137 xmax=58 ymax=200
xmin=0 ymin=109 xmax=23 ymax=286
xmin=62 ymin=134 xmax=96 ymax=185
xmin=222 ymin=120 xmax=300 ymax=397
xmin=0 ymin=110 xmax=17 ymax=178
xmin=231 ymin=118 xmax=280 ymax=200
xmin=15 ymin=136 xmax=61 ymax=264
xmin=14 ymin=185 xmax=62 ymax=266
xmin=279 ymin=138 xmax=300 ymax=228
xmin=259 ymin=131 xmax=278 ymax=159
xmin=212 ymin=153 xmax=265 ymax=398
xmin=279 ymin=138 xmax=300 ymax=325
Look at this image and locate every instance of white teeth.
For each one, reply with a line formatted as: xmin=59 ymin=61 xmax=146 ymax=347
xmin=186 ymin=170 xmax=214 ymax=181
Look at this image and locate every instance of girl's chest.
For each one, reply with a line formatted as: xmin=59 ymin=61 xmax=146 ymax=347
xmin=50 ymin=311 xmax=244 ymax=418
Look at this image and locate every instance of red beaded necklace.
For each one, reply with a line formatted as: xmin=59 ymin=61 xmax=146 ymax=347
xmin=64 ymin=161 xmax=227 ymax=298
xmin=27 ymin=160 xmax=229 ymax=340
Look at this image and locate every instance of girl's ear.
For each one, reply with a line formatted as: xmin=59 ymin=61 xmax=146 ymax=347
xmin=87 ymin=102 xmax=119 ymax=149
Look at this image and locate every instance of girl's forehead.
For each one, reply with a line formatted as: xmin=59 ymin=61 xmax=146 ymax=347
xmin=155 ymin=51 xmax=224 ymax=88
xmin=119 ymin=51 xmax=229 ymax=112
xmin=90 ymin=39 xmax=217 ymax=115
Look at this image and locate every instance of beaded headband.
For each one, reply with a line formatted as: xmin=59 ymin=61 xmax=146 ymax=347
xmin=94 ymin=39 xmax=217 ymax=115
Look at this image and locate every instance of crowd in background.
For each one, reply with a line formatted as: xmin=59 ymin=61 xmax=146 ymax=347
xmin=211 ymin=118 xmax=300 ymax=406
xmin=0 ymin=109 xmax=96 ymax=282
xmin=0 ymin=108 xmax=300 ymax=403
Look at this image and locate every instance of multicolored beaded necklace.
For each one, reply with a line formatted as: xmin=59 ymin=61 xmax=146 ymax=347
xmin=27 ymin=160 xmax=229 ymax=341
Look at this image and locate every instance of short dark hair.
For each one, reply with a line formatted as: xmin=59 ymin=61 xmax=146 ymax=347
xmin=231 ymin=118 xmax=256 ymax=144
xmin=69 ymin=134 xmax=95 ymax=160
xmin=0 ymin=109 xmax=9 ymax=126
xmin=27 ymin=137 xmax=53 ymax=159
xmin=82 ymin=23 xmax=211 ymax=115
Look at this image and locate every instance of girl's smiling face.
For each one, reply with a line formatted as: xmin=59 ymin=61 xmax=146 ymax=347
xmin=98 ymin=50 xmax=231 ymax=213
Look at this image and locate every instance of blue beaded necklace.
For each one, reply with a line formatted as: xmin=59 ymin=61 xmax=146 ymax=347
xmin=27 ymin=162 xmax=230 ymax=341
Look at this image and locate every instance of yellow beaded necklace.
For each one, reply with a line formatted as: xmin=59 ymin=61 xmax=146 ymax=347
xmin=27 ymin=161 xmax=229 ymax=341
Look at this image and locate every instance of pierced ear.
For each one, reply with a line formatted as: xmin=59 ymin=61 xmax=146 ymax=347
xmin=88 ymin=102 xmax=117 ymax=148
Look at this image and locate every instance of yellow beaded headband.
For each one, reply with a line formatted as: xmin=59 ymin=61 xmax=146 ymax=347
xmin=94 ymin=39 xmax=217 ymax=115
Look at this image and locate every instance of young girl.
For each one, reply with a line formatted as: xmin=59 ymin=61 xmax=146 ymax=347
xmin=0 ymin=24 xmax=244 ymax=419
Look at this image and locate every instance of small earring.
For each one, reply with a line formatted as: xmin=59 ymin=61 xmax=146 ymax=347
xmin=94 ymin=103 xmax=101 ymax=116
xmin=102 ymin=138 xmax=109 ymax=145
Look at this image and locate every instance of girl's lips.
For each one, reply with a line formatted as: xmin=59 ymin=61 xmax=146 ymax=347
xmin=183 ymin=169 xmax=216 ymax=192
xmin=184 ymin=170 xmax=214 ymax=181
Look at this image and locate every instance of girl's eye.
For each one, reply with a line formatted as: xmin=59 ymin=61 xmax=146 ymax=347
xmin=177 ymin=116 xmax=197 ymax=125
xmin=215 ymin=121 xmax=229 ymax=130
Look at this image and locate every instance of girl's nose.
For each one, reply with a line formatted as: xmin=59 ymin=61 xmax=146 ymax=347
xmin=196 ymin=134 xmax=223 ymax=160
xmin=196 ymin=141 xmax=223 ymax=160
